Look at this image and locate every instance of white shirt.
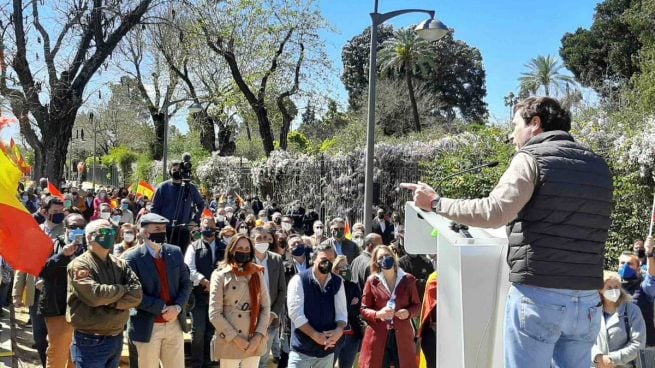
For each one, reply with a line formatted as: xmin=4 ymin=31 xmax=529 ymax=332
xmin=375 ymin=268 xmax=407 ymax=296
xmin=293 ymin=258 xmax=308 ymax=273
xmin=255 ymin=252 xmax=270 ymax=292
xmin=184 ymin=240 xmax=217 ymax=286
xmin=120 ymin=209 xmax=134 ymax=224
xmin=287 ymin=269 xmax=348 ymax=331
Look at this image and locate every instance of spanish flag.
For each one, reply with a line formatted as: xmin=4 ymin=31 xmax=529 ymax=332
xmin=418 ymin=272 xmax=438 ymax=368
xmin=201 ymin=208 xmax=213 ymax=219
xmin=47 ymin=180 xmax=64 ymax=200
xmin=344 ymin=217 xmax=352 ymax=240
xmin=0 ymin=125 xmax=53 ymax=276
xmin=129 ymin=180 xmax=155 ymax=200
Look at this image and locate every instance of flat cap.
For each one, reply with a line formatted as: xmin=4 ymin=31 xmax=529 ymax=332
xmin=139 ymin=213 xmax=170 ymax=227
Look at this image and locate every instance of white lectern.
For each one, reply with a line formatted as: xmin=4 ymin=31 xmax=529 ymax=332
xmin=404 ymin=202 xmax=510 ymax=368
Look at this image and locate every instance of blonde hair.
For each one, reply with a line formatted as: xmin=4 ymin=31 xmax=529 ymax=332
xmin=602 ymin=270 xmax=632 ymax=306
xmin=370 ymin=245 xmax=399 ymax=274
xmin=332 ymin=255 xmax=348 ymax=272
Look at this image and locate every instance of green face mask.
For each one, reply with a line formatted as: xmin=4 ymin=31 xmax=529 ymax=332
xmin=94 ymin=228 xmax=116 ymax=250
xmin=193 ymin=231 xmax=202 ymax=241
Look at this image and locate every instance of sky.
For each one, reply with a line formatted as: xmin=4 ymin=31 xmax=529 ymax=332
xmin=1 ymin=0 xmax=602 ymax=141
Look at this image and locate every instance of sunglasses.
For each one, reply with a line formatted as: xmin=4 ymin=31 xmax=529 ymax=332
xmin=96 ymin=228 xmax=116 ymax=237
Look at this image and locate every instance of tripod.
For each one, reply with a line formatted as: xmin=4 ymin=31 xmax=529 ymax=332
xmin=168 ymin=180 xmax=195 ymax=254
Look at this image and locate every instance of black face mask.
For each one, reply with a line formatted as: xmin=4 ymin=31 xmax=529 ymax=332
xmin=291 ymin=246 xmax=305 ymax=257
xmin=317 ymin=260 xmax=333 ymax=275
xmin=149 ymin=232 xmax=167 ymax=244
xmin=171 ymin=171 xmax=182 ymax=181
xmin=50 ymin=213 xmax=65 ymax=224
xmin=274 ymin=218 xmax=281 ymax=225
xmin=638 ymin=249 xmax=646 ymax=258
xmin=234 ymin=251 xmax=251 ymax=264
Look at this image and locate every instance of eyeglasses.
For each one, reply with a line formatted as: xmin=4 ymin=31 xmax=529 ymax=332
xmin=68 ymin=225 xmax=84 ymax=230
xmin=315 ymin=226 xmax=324 ymax=229
xmin=94 ymin=228 xmax=116 ymax=237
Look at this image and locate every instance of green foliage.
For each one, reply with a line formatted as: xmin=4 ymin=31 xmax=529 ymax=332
xmin=318 ymin=119 xmax=368 ymax=154
xmin=101 ymin=146 xmax=138 ymax=185
xmin=559 ymin=0 xmax=645 ymax=95
xmin=286 ymin=131 xmax=311 ymax=154
xmin=235 ymin=135 xmax=266 ymax=161
xmin=518 ymin=55 xmax=576 ymax=97
xmin=420 ymin=126 xmax=514 ymax=199
xmin=134 ymin=153 xmax=155 ymax=183
xmin=168 ymin=129 xmax=212 ymax=164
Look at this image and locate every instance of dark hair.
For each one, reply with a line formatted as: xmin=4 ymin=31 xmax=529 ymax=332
xmin=220 ymin=233 xmax=255 ymax=268
xmin=65 ymin=213 xmax=85 ymax=227
xmin=514 ymin=96 xmax=571 ymax=132
xmin=42 ymin=196 xmax=64 ymax=210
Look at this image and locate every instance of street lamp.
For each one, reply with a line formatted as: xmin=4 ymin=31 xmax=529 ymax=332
xmin=188 ymin=102 xmax=203 ymax=114
xmin=363 ymin=1 xmax=449 ymax=233
xmin=90 ymin=112 xmax=96 ymax=192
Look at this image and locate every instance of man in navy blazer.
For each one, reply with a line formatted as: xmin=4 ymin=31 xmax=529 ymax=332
xmin=124 ymin=213 xmax=192 ymax=368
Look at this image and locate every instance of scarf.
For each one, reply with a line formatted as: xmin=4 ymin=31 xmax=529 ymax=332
xmin=231 ymin=262 xmax=264 ymax=337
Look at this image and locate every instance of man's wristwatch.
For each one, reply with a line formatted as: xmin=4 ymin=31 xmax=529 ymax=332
xmin=431 ymin=198 xmax=442 ymax=212
xmin=647 ymin=252 xmax=654 ymax=258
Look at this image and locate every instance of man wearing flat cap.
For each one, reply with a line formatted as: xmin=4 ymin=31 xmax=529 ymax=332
xmin=124 ymin=213 xmax=192 ymax=368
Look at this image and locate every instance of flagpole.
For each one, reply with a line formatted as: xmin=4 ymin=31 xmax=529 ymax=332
xmin=649 ymin=190 xmax=655 ymax=237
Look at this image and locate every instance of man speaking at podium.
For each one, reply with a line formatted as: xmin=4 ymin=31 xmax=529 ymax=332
xmin=403 ymin=96 xmax=613 ymax=368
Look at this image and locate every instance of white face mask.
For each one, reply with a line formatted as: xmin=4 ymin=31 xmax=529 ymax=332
xmin=216 ymin=215 xmax=226 ymax=222
xmin=603 ymin=288 xmax=621 ymax=303
xmin=223 ymin=236 xmax=232 ymax=244
xmin=123 ymin=233 xmax=135 ymax=243
xmin=282 ymin=223 xmax=292 ymax=231
xmin=239 ymin=227 xmax=248 ymax=235
xmin=255 ymin=243 xmax=269 ymax=254
xmin=100 ymin=212 xmax=111 ymax=220
xmin=314 ymin=228 xmax=323 ymax=237
xmin=226 ymin=212 xmax=233 ymax=219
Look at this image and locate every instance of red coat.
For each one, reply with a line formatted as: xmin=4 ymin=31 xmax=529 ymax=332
xmin=359 ymin=271 xmax=421 ymax=368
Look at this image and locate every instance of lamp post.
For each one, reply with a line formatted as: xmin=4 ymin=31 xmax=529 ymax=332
xmin=363 ymin=0 xmax=449 ymax=233
xmin=91 ymin=112 xmax=97 ymax=192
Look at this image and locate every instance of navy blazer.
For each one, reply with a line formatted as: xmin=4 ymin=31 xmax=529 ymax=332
xmin=124 ymin=243 xmax=192 ymax=343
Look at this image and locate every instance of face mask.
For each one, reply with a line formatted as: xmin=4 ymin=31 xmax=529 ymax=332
xmin=99 ymin=193 xmax=106 ymax=199
xmin=226 ymin=212 xmax=233 ymax=219
xmin=255 ymin=243 xmax=269 ymax=253
xmin=227 ymin=200 xmax=236 ymax=207
xmin=67 ymin=228 xmax=86 ymax=244
xmin=94 ymin=229 xmax=116 ymax=250
xmin=378 ymin=255 xmax=395 ymax=270
xmin=193 ymin=231 xmax=202 ymax=240
xmin=292 ymin=246 xmax=306 ymax=257
xmin=50 ymin=213 xmax=65 ymax=224
xmin=123 ymin=233 xmax=135 ymax=243
xmin=638 ymin=249 xmax=646 ymax=258
xmin=239 ymin=227 xmax=249 ymax=235
xmin=121 ymin=204 xmax=129 ymax=211
xmin=171 ymin=171 xmax=183 ymax=180
xmin=100 ymin=212 xmax=111 ymax=220
xmin=282 ymin=223 xmax=292 ymax=231
xmin=234 ymin=251 xmax=251 ymax=264
xmin=64 ymin=200 xmax=72 ymax=208
xmin=619 ymin=263 xmax=638 ymax=280
xmin=314 ymin=228 xmax=323 ymax=237
xmin=111 ymin=215 xmax=122 ymax=223
xmin=378 ymin=213 xmax=385 ymax=219
xmin=216 ymin=215 xmax=226 ymax=222
xmin=148 ymin=232 xmax=167 ymax=245
xmin=22 ymin=195 xmax=28 ymax=202
xmin=603 ymin=288 xmax=621 ymax=303
xmin=339 ymin=268 xmax=352 ymax=281
xmin=332 ymin=229 xmax=344 ymax=240
xmin=223 ymin=236 xmax=233 ymax=244
xmin=274 ymin=218 xmax=281 ymax=225
xmin=202 ymin=229 xmax=215 ymax=238
xmin=318 ymin=260 xmax=333 ymax=275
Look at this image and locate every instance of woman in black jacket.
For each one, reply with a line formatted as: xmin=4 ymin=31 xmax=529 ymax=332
xmin=332 ymin=255 xmax=364 ymax=368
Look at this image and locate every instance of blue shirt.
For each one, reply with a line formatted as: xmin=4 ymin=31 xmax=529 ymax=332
xmin=151 ymin=180 xmax=205 ymax=226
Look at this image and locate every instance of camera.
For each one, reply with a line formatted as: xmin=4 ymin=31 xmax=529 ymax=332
xmin=180 ymin=152 xmax=193 ymax=181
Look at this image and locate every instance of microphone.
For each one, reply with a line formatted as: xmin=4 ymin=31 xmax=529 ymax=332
xmin=436 ymin=161 xmax=499 ymax=194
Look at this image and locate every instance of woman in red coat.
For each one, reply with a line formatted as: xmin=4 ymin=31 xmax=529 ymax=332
xmin=359 ymin=245 xmax=421 ymax=368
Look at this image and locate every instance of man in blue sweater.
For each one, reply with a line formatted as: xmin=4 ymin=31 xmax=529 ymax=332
xmin=151 ymin=161 xmax=205 ymax=254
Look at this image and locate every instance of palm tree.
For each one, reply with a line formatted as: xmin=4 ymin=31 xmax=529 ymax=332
xmin=378 ymin=28 xmax=432 ymax=132
xmin=518 ymin=55 xmax=576 ymax=97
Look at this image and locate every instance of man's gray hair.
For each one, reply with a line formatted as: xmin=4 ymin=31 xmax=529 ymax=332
xmin=85 ymin=219 xmax=111 ymax=241
xmin=329 ymin=217 xmax=345 ymax=227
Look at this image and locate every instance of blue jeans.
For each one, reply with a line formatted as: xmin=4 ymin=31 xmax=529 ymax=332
xmin=288 ymin=351 xmax=334 ymax=368
xmin=258 ymin=325 xmax=280 ymax=368
xmin=504 ymin=284 xmax=601 ymax=368
xmin=333 ymin=334 xmax=361 ymax=368
xmin=70 ymin=331 xmax=123 ymax=368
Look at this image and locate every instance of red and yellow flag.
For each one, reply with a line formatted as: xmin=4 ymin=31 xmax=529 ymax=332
xmin=201 ymin=208 xmax=213 ymax=219
xmin=47 ymin=181 xmax=64 ymax=200
xmin=344 ymin=217 xmax=352 ymax=240
xmin=418 ymin=272 xmax=438 ymax=368
xmin=131 ymin=180 xmax=155 ymax=200
xmin=0 ymin=121 xmax=53 ymax=276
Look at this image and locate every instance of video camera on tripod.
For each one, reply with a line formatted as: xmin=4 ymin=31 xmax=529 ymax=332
xmin=180 ymin=152 xmax=193 ymax=182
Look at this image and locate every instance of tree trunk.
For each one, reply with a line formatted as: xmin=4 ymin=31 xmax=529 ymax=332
xmin=406 ymin=71 xmax=421 ymax=132
xmin=150 ymin=113 xmax=165 ymax=160
xmin=41 ymin=116 xmax=73 ymax=182
xmin=256 ymin=107 xmax=275 ymax=156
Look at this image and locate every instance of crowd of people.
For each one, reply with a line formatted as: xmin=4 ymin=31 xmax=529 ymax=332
xmin=2 ymin=96 xmax=655 ymax=368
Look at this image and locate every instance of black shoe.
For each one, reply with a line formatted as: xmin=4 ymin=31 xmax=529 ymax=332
xmin=273 ymin=357 xmax=280 ymax=364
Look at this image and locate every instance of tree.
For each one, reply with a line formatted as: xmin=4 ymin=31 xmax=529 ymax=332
xmin=560 ymin=0 xmax=643 ymax=95
xmin=518 ymin=55 xmax=576 ymax=97
xmin=378 ymin=28 xmax=432 ymax=132
xmin=0 ymin=0 xmax=153 ymax=181
xmin=341 ymin=27 xmax=488 ymax=123
xmin=190 ymin=0 xmax=328 ymax=156
xmin=341 ymin=24 xmax=394 ymax=110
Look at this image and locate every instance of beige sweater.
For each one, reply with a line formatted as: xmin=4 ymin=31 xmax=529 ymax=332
xmin=437 ymin=152 xmax=538 ymax=229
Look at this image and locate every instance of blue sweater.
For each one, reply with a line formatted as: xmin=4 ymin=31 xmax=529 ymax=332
xmin=151 ymin=180 xmax=205 ymax=225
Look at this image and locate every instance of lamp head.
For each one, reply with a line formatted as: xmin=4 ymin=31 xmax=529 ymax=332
xmin=415 ymin=18 xmax=449 ymax=41
xmin=188 ymin=102 xmax=203 ymax=114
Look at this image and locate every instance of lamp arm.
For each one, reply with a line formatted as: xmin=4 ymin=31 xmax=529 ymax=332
xmin=371 ymin=9 xmax=435 ymax=25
